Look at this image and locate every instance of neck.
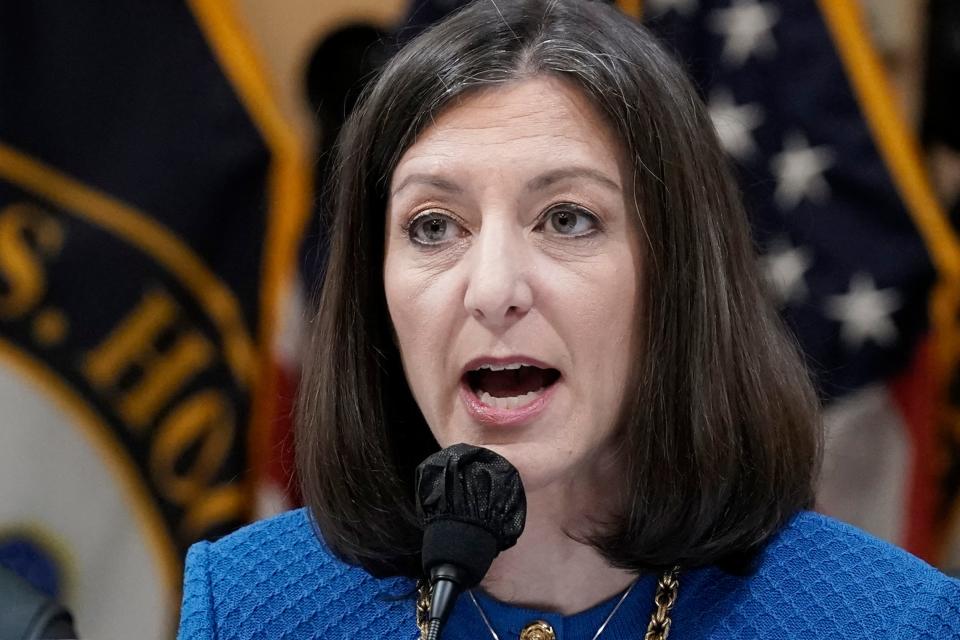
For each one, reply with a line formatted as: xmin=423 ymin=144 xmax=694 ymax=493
xmin=479 ymin=480 xmax=635 ymax=615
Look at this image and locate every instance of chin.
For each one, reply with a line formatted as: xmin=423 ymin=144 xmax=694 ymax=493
xmin=433 ymin=407 xmax=606 ymax=495
xmin=468 ymin=440 xmax=581 ymax=495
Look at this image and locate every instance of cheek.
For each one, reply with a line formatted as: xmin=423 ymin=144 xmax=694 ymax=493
xmin=556 ymin=252 xmax=640 ymax=411
xmin=385 ymin=268 xmax=428 ymax=364
xmin=383 ymin=257 xmax=461 ymax=398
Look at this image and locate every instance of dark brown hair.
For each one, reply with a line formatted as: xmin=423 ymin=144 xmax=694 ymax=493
xmin=296 ymin=0 xmax=821 ymax=578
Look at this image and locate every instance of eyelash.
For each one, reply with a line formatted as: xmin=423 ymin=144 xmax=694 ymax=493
xmin=535 ymin=204 xmax=601 ymax=237
xmin=402 ymin=210 xmax=468 ymax=246
xmin=403 ymin=203 xmax=602 ymax=247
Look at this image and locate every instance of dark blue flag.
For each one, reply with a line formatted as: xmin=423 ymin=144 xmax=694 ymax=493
xmin=0 ymin=0 xmax=311 ymax=635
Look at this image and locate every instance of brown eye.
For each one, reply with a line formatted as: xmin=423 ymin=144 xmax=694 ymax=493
xmin=410 ymin=213 xmax=462 ymax=245
xmin=546 ymin=206 xmax=598 ymax=236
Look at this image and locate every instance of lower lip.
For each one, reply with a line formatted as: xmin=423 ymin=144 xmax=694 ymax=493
xmin=459 ymin=380 xmax=559 ymax=427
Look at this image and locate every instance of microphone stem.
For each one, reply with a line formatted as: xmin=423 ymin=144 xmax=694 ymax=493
xmin=428 ymin=570 xmax=463 ymax=640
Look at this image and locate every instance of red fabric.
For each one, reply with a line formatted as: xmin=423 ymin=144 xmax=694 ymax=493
xmin=889 ymin=336 xmax=940 ymax=560
xmin=266 ymin=362 xmax=301 ymax=506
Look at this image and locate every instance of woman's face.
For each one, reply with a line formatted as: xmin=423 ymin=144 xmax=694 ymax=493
xmin=384 ymin=76 xmax=643 ymax=495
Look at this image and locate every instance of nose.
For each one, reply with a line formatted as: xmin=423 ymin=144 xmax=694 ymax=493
xmin=463 ymin=221 xmax=533 ymax=328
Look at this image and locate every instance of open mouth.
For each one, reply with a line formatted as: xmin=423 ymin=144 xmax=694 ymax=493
xmin=463 ymin=363 xmax=561 ymax=410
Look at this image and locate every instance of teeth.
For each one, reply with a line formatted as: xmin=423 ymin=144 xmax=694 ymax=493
xmin=477 ymin=362 xmax=525 ymax=372
xmin=477 ymin=389 xmax=543 ymax=409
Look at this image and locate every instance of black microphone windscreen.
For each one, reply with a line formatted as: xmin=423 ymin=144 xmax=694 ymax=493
xmin=421 ymin=519 xmax=498 ymax=588
xmin=416 ymin=443 xmax=526 ymax=550
xmin=416 ymin=443 xmax=526 ymax=585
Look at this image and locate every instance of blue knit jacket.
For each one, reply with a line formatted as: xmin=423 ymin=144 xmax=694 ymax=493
xmin=178 ymin=508 xmax=959 ymax=639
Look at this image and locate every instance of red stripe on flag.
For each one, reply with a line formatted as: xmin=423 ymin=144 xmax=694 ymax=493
xmin=889 ymin=336 xmax=940 ymax=560
xmin=264 ymin=361 xmax=301 ymax=507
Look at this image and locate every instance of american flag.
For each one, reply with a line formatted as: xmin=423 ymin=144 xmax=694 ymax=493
xmin=636 ymin=0 xmax=960 ymax=565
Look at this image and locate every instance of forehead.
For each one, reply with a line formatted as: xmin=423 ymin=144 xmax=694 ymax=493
xmin=390 ymin=76 xmax=625 ymax=186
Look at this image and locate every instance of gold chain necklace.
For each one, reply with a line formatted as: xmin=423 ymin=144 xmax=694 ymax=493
xmin=416 ymin=566 xmax=680 ymax=640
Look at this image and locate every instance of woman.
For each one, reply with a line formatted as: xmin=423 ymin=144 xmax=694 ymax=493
xmin=178 ymin=1 xmax=960 ymax=638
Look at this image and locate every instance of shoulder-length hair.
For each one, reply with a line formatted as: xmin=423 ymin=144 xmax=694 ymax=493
xmin=297 ymin=0 xmax=821 ymax=578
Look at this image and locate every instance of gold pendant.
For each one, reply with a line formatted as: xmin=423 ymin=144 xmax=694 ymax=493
xmin=519 ymin=620 xmax=557 ymax=640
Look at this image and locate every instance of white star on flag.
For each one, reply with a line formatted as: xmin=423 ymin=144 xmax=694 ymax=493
xmin=761 ymin=237 xmax=813 ymax=306
xmin=824 ymin=273 xmax=902 ymax=350
xmin=770 ymin=131 xmax=835 ymax=210
xmin=708 ymin=0 xmax=780 ymax=67
xmin=646 ymin=0 xmax=698 ymax=17
xmin=709 ymin=88 xmax=765 ymax=162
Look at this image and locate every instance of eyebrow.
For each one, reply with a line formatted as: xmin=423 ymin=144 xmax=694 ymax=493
xmin=390 ymin=166 xmax=622 ymax=197
xmin=391 ymin=174 xmax=464 ymax=197
xmin=526 ymin=166 xmax=621 ymax=193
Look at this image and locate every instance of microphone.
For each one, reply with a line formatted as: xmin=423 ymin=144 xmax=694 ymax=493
xmin=415 ymin=443 xmax=526 ymax=640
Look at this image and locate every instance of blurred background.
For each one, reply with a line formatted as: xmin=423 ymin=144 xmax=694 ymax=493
xmin=0 ymin=0 xmax=958 ymax=637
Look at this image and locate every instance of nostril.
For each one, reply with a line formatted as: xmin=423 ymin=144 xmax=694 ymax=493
xmin=464 ymin=274 xmax=533 ymax=323
xmin=506 ymin=305 xmax=529 ymax=319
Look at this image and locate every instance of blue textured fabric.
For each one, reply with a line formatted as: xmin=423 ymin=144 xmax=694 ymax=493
xmin=178 ymin=509 xmax=960 ymax=639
